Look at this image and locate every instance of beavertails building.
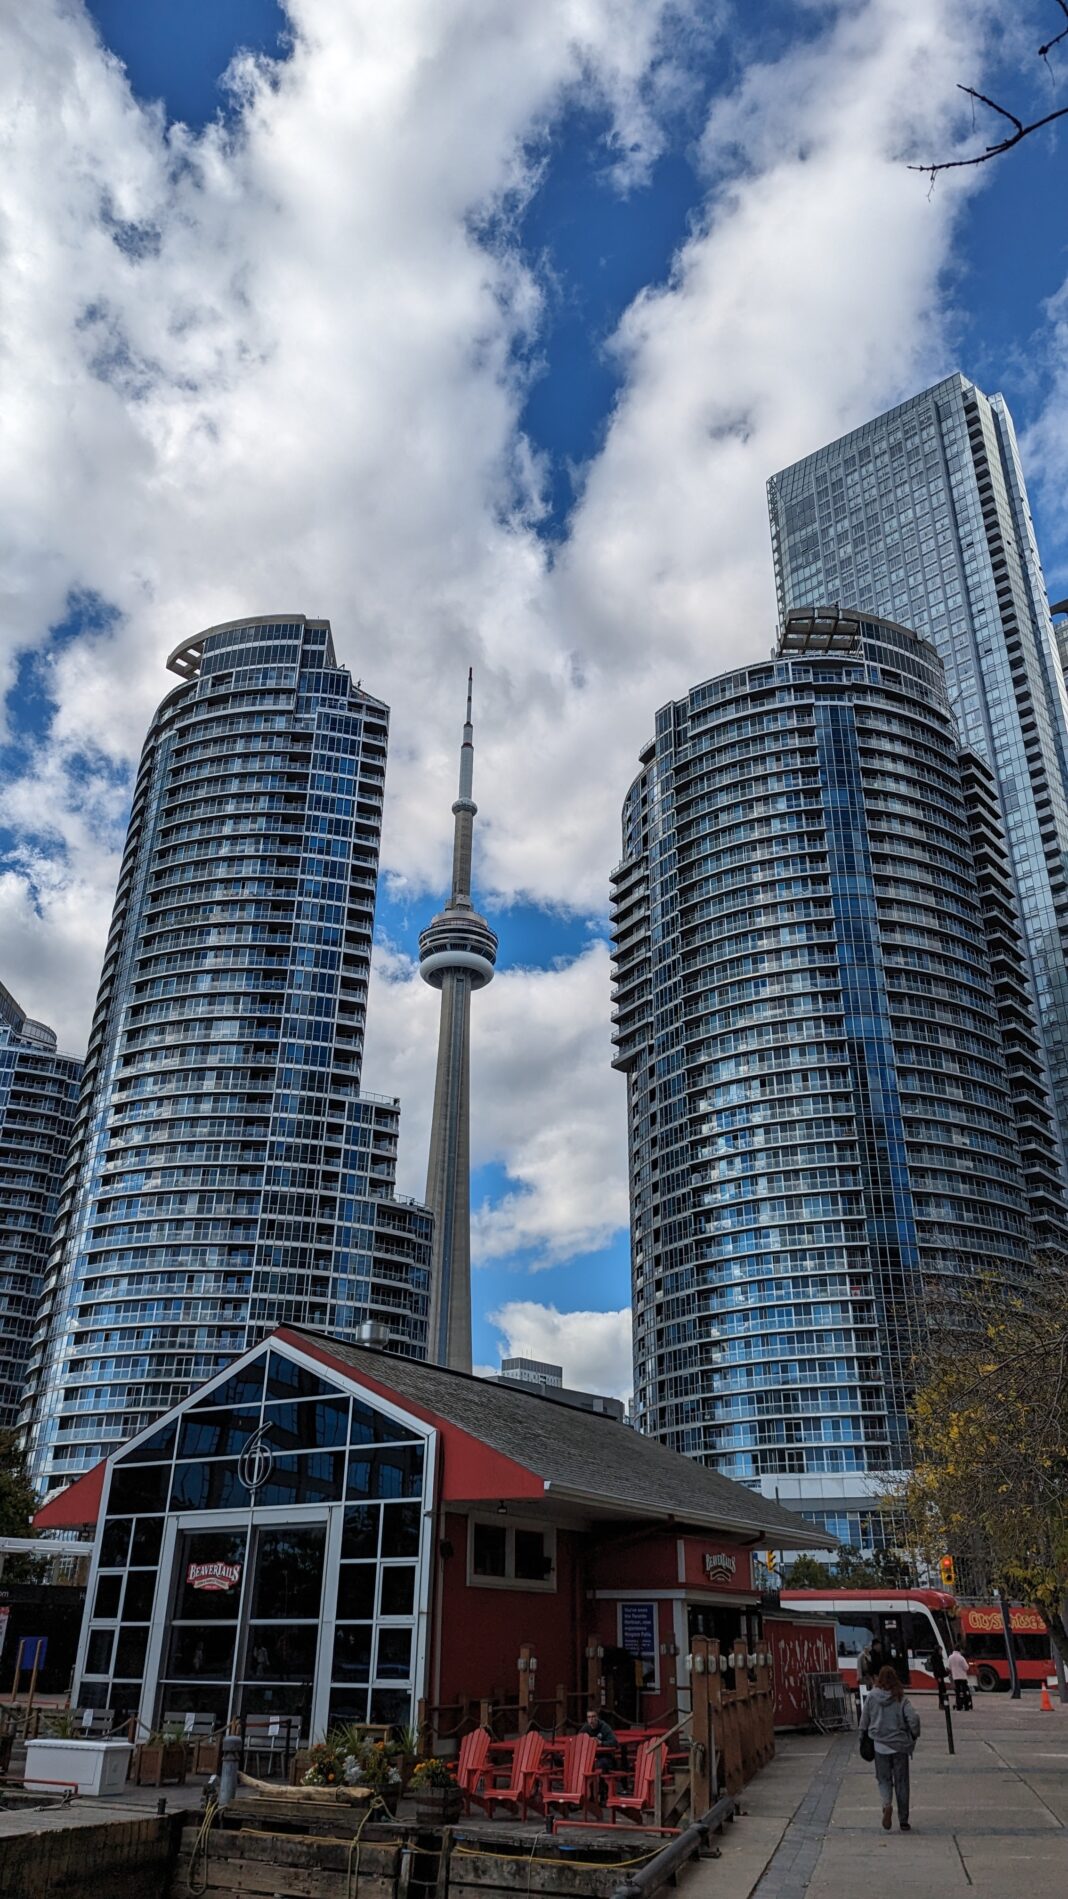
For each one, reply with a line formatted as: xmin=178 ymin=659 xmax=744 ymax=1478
xmin=36 ymin=1330 xmax=832 ymax=1742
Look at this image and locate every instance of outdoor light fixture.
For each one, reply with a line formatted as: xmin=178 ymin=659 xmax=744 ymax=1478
xmin=496 ymin=1500 xmax=507 ymax=1515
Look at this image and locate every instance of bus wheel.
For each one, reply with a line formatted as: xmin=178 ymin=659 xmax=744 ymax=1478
xmin=976 ymin=1666 xmax=1000 ymax=1693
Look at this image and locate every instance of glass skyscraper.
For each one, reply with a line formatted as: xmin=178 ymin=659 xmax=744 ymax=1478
xmin=769 ymin=375 xmax=1068 ymax=1209
xmin=0 ymin=984 xmax=81 ymax=1428
xmin=23 ymin=616 xmax=431 ymax=1495
xmin=611 ymin=608 xmax=1033 ymax=1541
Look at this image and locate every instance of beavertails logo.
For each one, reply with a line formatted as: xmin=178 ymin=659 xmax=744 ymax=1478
xmin=703 ymin=1552 xmax=737 ymax=1583
xmin=186 ymin=1561 xmax=241 ymax=1593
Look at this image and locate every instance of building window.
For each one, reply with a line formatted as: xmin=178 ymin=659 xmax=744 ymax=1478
xmin=468 ymin=1518 xmax=556 ymax=1591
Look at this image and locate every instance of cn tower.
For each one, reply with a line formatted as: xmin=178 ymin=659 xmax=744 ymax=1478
xmin=419 ymin=673 xmax=498 ymax=1371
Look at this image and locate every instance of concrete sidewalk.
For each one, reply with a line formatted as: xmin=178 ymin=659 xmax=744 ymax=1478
xmin=689 ymin=1695 xmax=1068 ymax=1898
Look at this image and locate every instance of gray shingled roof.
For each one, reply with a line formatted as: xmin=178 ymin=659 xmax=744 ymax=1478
xmin=285 ymin=1329 xmax=834 ymax=1550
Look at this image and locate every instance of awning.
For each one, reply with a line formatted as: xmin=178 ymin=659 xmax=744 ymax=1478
xmin=33 ymin=1460 xmax=106 ymax=1530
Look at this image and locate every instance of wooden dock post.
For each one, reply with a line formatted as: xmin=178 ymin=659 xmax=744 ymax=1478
xmin=689 ymin=1634 xmax=713 ymax=1815
xmin=517 ymin=1645 xmax=536 ymax=1734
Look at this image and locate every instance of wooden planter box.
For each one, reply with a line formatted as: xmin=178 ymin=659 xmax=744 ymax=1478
xmin=134 ymin=1740 xmax=188 ymax=1786
xmin=413 ymin=1785 xmax=463 ymax=1828
xmin=192 ymin=1736 xmax=221 ymax=1775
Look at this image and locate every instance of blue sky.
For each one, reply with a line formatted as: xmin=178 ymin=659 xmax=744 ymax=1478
xmin=4 ymin=1 xmax=1068 ymax=1394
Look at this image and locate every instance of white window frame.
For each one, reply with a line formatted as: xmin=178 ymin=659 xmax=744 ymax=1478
xmin=466 ymin=1515 xmax=557 ymax=1593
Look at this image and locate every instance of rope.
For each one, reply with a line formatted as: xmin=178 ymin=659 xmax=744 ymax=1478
xmin=185 ymin=1797 xmax=218 ymax=1896
xmin=451 ymin=1844 xmax=667 ymax=1869
xmin=346 ymin=1790 xmax=396 ymax=1899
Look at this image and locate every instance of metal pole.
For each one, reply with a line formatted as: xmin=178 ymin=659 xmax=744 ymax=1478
xmin=10 ymin=1637 xmax=25 ymax=1705
xmin=996 ymin=1592 xmax=1020 ymax=1699
xmin=943 ymin=1699 xmax=955 ymax=1756
xmin=608 ymin=1793 xmax=735 ymax=1899
xmin=25 ymin=1642 xmax=41 ymax=1730
xmin=1052 ymin=1644 xmax=1067 ymax=1707
xmin=218 ymin=1733 xmax=242 ymax=1807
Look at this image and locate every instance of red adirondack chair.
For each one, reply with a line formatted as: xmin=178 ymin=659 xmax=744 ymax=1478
xmin=538 ymin=1732 xmax=599 ymax=1820
xmin=470 ymin=1729 xmax=545 ymax=1820
xmin=455 ymin=1727 xmax=492 ymax=1814
xmin=603 ymin=1739 xmax=664 ymax=1824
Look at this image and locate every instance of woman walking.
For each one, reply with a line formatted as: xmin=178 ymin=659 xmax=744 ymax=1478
xmin=859 ymin=1665 xmax=921 ymax=1831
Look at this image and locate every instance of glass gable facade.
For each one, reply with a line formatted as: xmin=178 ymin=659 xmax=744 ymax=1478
xmin=75 ymin=1341 xmax=433 ymax=1738
xmin=768 ymin=375 xmax=1068 ymax=1227
xmin=612 ymin=610 xmax=1031 ymax=1518
xmin=23 ymin=616 xmax=431 ymax=1494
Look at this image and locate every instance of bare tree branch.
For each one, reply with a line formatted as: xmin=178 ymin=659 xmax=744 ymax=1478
xmin=909 ymin=85 xmax=1068 ymax=177
xmin=1038 ymin=0 xmax=1068 ymax=62
xmin=911 ymin=2 xmax=1068 ymax=179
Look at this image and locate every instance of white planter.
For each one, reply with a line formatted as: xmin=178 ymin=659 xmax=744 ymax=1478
xmin=24 ymin=1736 xmax=133 ymax=1796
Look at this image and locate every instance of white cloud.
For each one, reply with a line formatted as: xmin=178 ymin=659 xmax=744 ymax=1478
xmin=0 ymin=0 xmax=996 ymax=1279
xmin=487 ymin=1300 xmax=633 ymax=1399
xmin=364 ymin=939 xmax=627 ymax=1267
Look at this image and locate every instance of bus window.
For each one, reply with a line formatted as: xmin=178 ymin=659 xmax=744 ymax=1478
xmin=931 ymin=1609 xmax=955 ymax=1654
xmin=835 ymin=1621 xmax=876 ymax=1659
xmin=880 ymin=1616 xmax=910 ymax=1684
xmin=963 ymin=1631 xmax=1000 ymax=1662
xmin=900 ymin=1610 xmax=943 ymax=1665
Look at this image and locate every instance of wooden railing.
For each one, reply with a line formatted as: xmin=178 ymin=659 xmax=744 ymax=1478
xmin=697 ymin=1636 xmax=775 ymax=1795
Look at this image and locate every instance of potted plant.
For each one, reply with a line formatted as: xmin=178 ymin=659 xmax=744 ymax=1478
xmin=392 ymin=1722 xmax=422 ymax=1792
xmin=135 ymin=1725 xmax=188 ymax=1787
xmin=410 ymin=1756 xmax=462 ymax=1827
xmin=46 ymin=1709 xmax=82 ymax=1738
xmin=354 ymin=1739 xmax=403 ymax=1816
xmin=302 ymin=1740 xmax=345 ymax=1787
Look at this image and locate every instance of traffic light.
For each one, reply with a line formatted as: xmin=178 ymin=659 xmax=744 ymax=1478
xmin=939 ymin=1555 xmax=956 ymax=1589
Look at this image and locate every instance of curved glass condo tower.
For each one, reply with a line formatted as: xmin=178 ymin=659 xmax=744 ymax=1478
xmin=24 ymin=617 xmax=431 ymax=1493
xmin=612 ymin=609 xmax=1034 ymax=1542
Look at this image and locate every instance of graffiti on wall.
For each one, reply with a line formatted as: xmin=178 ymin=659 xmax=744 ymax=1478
xmin=766 ymin=1618 xmax=837 ymax=1727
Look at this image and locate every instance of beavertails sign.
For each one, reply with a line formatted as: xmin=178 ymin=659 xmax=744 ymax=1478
xmin=186 ymin=1561 xmax=242 ymax=1593
xmin=703 ymin=1552 xmax=738 ymax=1583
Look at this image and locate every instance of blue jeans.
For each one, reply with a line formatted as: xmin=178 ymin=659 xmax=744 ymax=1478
xmin=875 ymin=1749 xmax=910 ymax=1824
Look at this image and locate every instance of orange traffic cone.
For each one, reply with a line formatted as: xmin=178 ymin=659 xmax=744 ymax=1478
xmin=1040 ymin=1683 xmax=1054 ymax=1711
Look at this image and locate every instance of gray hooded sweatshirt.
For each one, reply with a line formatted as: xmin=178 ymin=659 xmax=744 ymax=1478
xmin=860 ymin=1687 xmax=921 ymax=1755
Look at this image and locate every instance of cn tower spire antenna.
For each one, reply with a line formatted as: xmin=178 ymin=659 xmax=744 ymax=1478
xmin=419 ymin=672 xmax=498 ymax=1371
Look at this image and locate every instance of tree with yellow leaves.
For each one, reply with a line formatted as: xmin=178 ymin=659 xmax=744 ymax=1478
xmin=900 ymin=1253 xmax=1068 ymax=1672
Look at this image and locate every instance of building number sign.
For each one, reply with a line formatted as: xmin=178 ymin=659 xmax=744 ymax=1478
xmin=238 ymin=1424 xmax=274 ymax=1495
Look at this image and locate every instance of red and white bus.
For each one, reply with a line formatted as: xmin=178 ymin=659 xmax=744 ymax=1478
xmin=959 ymin=1605 xmax=1052 ymax=1692
xmin=780 ymin=1588 xmax=956 ymax=1691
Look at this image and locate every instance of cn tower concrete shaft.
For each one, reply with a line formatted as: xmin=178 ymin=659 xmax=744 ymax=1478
xmin=419 ymin=673 xmax=498 ymax=1371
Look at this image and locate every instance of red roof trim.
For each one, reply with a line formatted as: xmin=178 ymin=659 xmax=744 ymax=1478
xmin=274 ymin=1330 xmax=545 ymax=1502
xmin=33 ymin=1459 xmax=107 ymax=1530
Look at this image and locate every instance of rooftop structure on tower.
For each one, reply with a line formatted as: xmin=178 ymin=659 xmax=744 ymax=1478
xmin=419 ymin=674 xmax=498 ymax=1372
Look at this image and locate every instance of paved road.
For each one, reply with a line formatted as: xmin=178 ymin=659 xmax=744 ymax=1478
xmin=690 ymin=1694 xmax=1068 ymax=1898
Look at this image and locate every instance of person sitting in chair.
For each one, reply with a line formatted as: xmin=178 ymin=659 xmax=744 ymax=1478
xmin=583 ymin=1706 xmax=618 ymax=1765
